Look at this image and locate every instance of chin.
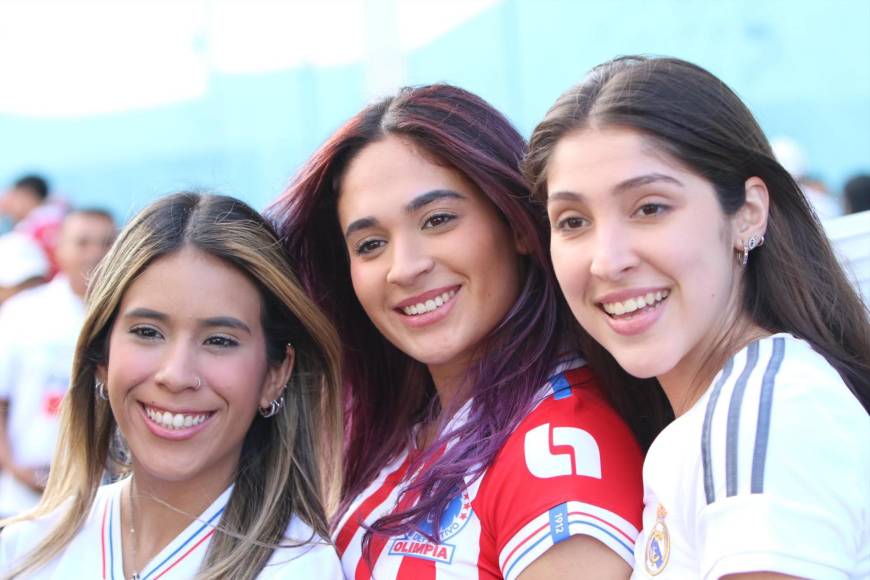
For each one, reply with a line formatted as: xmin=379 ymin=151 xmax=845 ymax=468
xmin=610 ymin=351 xmax=675 ymax=380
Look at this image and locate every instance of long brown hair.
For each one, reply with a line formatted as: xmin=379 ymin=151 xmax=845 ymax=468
xmin=2 ymin=193 xmax=344 ymax=579
xmin=524 ymin=55 xmax=870 ymax=411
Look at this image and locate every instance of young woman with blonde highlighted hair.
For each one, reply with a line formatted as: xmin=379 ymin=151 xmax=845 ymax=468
xmin=0 ymin=193 xmax=344 ymax=579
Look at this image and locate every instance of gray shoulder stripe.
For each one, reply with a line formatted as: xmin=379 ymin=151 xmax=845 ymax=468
xmin=702 ymin=356 xmax=735 ymax=505
xmin=726 ymin=340 xmax=760 ymax=497
xmin=751 ymin=337 xmax=786 ymax=493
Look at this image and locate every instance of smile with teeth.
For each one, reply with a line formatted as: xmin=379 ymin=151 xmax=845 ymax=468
xmin=401 ymin=289 xmax=457 ymax=316
xmin=144 ymin=404 xmax=212 ymax=430
xmin=602 ymin=290 xmax=669 ymax=317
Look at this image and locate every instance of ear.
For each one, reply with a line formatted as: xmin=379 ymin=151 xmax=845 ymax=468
xmin=95 ymin=364 xmax=107 ymax=385
xmin=260 ymin=343 xmax=295 ymax=408
xmin=512 ymin=227 xmax=531 ymax=256
xmin=731 ymin=176 xmax=770 ymax=251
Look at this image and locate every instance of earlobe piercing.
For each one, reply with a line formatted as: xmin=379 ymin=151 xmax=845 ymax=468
xmin=740 ymin=234 xmax=765 ymax=267
xmin=259 ymin=393 xmax=285 ymax=418
xmin=95 ymin=379 xmax=109 ymax=401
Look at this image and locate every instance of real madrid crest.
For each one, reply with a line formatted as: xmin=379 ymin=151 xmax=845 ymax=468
xmin=644 ymin=503 xmax=670 ymax=576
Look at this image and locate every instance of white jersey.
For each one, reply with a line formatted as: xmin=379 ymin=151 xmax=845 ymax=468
xmin=633 ymin=333 xmax=870 ymax=579
xmin=0 ymin=480 xmax=343 ymax=579
xmin=0 ymin=277 xmax=84 ymax=516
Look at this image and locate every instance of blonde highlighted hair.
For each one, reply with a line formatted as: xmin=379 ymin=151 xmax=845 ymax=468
xmin=1 ymin=193 xmax=343 ymax=579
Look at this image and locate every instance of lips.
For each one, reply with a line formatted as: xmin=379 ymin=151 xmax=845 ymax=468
xmin=601 ymin=289 xmax=669 ymax=317
xmin=141 ymin=403 xmax=215 ymax=431
xmin=594 ymin=287 xmax=670 ymax=336
xmin=395 ymin=285 xmax=460 ymax=317
xmin=400 ymin=289 xmax=457 ymax=316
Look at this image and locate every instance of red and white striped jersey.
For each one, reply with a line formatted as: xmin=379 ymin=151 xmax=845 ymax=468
xmin=335 ymin=357 xmax=644 ymax=580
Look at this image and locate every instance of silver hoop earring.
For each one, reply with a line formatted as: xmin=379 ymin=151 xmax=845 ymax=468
xmin=95 ymin=379 xmax=109 ymax=401
xmin=259 ymin=393 xmax=285 ymax=418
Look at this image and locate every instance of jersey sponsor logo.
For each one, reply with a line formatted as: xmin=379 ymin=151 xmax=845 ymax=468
xmin=644 ymin=503 xmax=670 ymax=576
xmin=388 ymin=488 xmax=473 ymax=564
xmin=524 ymin=423 xmax=602 ymax=479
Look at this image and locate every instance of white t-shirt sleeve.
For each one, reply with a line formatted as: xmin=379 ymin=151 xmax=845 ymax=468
xmin=698 ymin=341 xmax=869 ymax=579
xmin=0 ymin=517 xmax=47 ymax=575
xmin=257 ymin=517 xmax=343 ymax=579
xmin=0 ymin=302 xmax=21 ymax=400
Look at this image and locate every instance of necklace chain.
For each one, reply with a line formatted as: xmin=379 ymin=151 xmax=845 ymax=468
xmin=126 ymin=480 xmax=141 ymax=580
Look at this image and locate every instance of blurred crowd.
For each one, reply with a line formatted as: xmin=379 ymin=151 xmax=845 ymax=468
xmin=0 ymin=153 xmax=866 ymax=520
xmin=0 ymin=175 xmax=115 ymax=519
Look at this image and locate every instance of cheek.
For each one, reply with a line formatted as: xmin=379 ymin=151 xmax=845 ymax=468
xmin=213 ymin=351 xmax=271 ymax=402
xmin=349 ymin=262 xmax=381 ymax=312
xmin=106 ymin=336 xmax=149 ymax=391
xmin=550 ymin=239 xmax=587 ymax=295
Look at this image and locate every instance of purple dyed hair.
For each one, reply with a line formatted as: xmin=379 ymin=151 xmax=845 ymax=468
xmin=268 ymin=84 xmax=655 ymax=547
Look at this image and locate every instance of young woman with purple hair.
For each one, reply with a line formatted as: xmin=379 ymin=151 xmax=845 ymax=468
xmin=270 ymin=84 xmax=670 ymax=580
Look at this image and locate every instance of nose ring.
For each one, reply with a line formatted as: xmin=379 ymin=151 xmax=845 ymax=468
xmin=193 ymin=376 xmax=202 ymax=390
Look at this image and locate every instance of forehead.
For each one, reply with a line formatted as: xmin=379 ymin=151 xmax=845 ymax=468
xmin=337 ymin=136 xmax=479 ymax=221
xmin=120 ymin=247 xmax=263 ymax=321
xmin=61 ymin=213 xmax=115 ymax=237
xmin=548 ymin=127 xmax=683 ymax=187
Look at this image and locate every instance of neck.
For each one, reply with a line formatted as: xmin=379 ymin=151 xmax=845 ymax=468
xmin=121 ymin=465 xmax=233 ymax=577
xmin=428 ymin=350 xmax=477 ymax=410
xmin=65 ymin=274 xmax=87 ymax=298
xmin=658 ymin=307 xmax=768 ymax=417
xmin=417 ymin=357 xmax=474 ymax=451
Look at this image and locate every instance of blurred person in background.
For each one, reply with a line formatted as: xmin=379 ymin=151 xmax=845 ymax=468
xmin=0 ymin=233 xmax=49 ymax=305
xmin=0 ymin=208 xmax=115 ymax=519
xmin=0 ymin=175 xmax=68 ymax=276
xmin=771 ymin=137 xmax=843 ymax=220
xmin=844 ymin=173 xmax=870 ymax=214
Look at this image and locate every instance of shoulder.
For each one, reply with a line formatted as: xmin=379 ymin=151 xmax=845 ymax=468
xmin=0 ymin=282 xmax=56 ymax=328
xmin=259 ymin=516 xmax=342 ymax=579
xmin=474 ymin=359 xmax=644 ymax=573
xmin=702 ymin=334 xmax=868 ymax=500
xmin=504 ymin=359 xmax=642 ymax=474
xmin=0 ymin=501 xmax=70 ymax=573
xmin=700 ymin=333 xmax=867 ymax=502
xmin=480 ymin=358 xmax=642 ymax=505
xmin=694 ymin=335 xmax=870 ymax=578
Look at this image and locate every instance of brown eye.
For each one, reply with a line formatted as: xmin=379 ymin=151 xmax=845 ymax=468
xmin=355 ymin=239 xmax=385 ymax=256
xmin=556 ymin=216 xmax=589 ymax=230
xmin=636 ymin=203 xmax=669 ymax=217
xmin=422 ymin=213 xmax=456 ymax=229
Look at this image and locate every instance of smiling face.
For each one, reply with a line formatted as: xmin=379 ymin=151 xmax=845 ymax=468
xmin=546 ymin=127 xmax=748 ymax=392
xmin=101 ymin=246 xmax=289 ymax=488
xmin=337 ymin=135 xmax=523 ymax=390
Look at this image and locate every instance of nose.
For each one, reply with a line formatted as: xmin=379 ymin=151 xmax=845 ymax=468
xmin=153 ymin=339 xmax=199 ymax=393
xmin=588 ymin=222 xmax=639 ymax=281
xmin=385 ymin=236 xmax=434 ymax=286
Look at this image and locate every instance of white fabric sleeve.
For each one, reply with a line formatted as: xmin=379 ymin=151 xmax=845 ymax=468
xmin=0 ymin=305 xmax=19 ymax=400
xmin=698 ymin=371 xmax=869 ymax=580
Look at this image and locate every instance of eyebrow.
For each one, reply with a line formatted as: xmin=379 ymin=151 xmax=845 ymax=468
xmin=548 ymin=173 xmax=684 ymax=203
xmin=404 ymin=189 xmax=464 ymax=214
xmin=123 ymin=307 xmax=168 ymax=322
xmin=343 ymin=189 xmax=465 ymax=239
xmin=123 ymin=308 xmax=251 ymax=334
